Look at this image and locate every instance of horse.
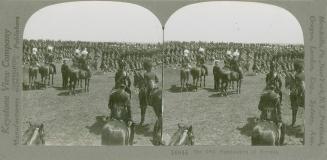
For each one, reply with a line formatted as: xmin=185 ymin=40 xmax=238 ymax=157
xmin=190 ymin=66 xmax=206 ymax=90
xmin=133 ymin=71 xmax=163 ymax=142
xmin=213 ymin=66 xmax=242 ymax=95
xmin=22 ymin=122 xmax=45 ymax=145
xmin=67 ymin=66 xmax=80 ymax=95
xmin=39 ymin=64 xmax=56 ymax=86
xmin=251 ymin=117 xmax=285 ymax=146
xmin=78 ymin=69 xmax=91 ymax=92
xmin=180 ymin=68 xmax=190 ymax=92
xmin=101 ymin=119 xmax=135 ymax=145
xmin=133 ymin=71 xmax=162 ymax=120
xmin=28 ymin=65 xmax=39 ymax=89
xmin=168 ymin=123 xmax=194 ymax=146
xmin=229 ymin=68 xmax=243 ymax=94
xmin=102 ymin=89 xmax=135 ymax=145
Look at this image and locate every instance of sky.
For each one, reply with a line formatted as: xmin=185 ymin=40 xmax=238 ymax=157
xmin=24 ymin=1 xmax=304 ymax=44
xmin=23 ymin=1 xmax=163 ymax=43
xmin=165 ymin=1 xmax=304 ymax=44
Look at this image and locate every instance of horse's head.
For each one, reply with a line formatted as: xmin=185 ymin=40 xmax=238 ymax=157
xmin=169 ymin=123 xmax=194 ymax=146
xmin=23 ymin=122 xmax=45 ymax=145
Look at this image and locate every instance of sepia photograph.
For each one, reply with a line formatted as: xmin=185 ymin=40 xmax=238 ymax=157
xmin=162 ymin=1 xmax=305 ymax=146
xmin=22 ymin=1 xmax=163 ymax=146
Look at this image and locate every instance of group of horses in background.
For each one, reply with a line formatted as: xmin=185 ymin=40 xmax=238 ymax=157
xmin=180 ymin=65 xmax=207 ymax=92
xmin=180 ymin=60 xmax=243 ymax=95
xmin=28 ymin=64 xmax=56 ymax=89
xmin=26 ymin=60 xmax=91 ymax=95
xmin=61 ymin=63 xmax=92 ymax=95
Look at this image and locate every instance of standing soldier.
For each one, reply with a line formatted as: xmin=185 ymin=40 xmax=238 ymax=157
xmin=61 ymin=59 xmax=69 ymax=89
xmin=290 ymin=59 xmax=305 ymax=127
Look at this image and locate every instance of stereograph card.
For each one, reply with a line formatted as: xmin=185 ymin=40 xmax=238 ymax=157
xmin=0 ymin=0 xmax=326 ymax=160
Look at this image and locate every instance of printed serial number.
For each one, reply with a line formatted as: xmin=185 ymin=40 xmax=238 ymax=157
xmin=171 ymin=150 xmax=189 ymax=156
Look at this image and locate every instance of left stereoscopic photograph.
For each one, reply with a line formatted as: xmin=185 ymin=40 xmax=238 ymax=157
xmin=22 ymin=1 xmax=163 ymax=146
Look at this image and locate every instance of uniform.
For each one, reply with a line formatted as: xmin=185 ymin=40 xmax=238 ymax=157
xmin=265 ymin=71 xmax=283 ymax=102
xmin=108 ymin=88 xmax=132 ymax=124
xmin=290 ymin=71 xmax=305 ymax=126
xmin=258 ymin=89 xmax=282 ymax=124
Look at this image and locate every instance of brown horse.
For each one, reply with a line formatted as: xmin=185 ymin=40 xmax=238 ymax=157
xmin=180 ymin=68 xmax=190 ymax=92
xmin=22 ymin=122 xmax=45 ymax=145
xmin=101 ymin=119 xmax=135 ymax=145
xmin=28 ymin=65 xmax=39 ymax=89
xmin=67 ymin=66 xmax=80 ymax=95
xmin=190 ymin=66 xmax=206 ymax=91
xmin=78 ymin=69 xmax=91 ymax=92
xmin=133 ymin=71 xmax=162 ymax=122
xmin=213 ymin=66 xmax=242 ymax=95
xmin=39 ymin=64 xmax=56 ymax=86
xmin=133 ymin=71 xmax=162 ymax=144
xmin=251 ymin=118 xmax=285 ymax=146
xmin=168 ymin=123 xmax=194 ymax=146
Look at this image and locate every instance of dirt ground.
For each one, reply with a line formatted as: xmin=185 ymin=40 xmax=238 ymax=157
xmin=22 ymin=64 xmax=161 ymax=146
xmin=22 ymin=64 xmax=304 ymax=146
xmin=162 ymin=65 xmax=304 ymax=146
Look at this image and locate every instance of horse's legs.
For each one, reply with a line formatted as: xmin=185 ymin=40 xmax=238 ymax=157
xmin=52 ymin=74 xmax=54 ymax=85
xmin=48 ymin=74 xmax=51 ymax=86
xmin=87 ymin=79 xmax=90 ymax=92
xmin=29 ymin=75 xmax=32 ymax=89
xmin=291 ymin=107 xmax=298 ymax=127
xmin=239 ymin=79 xmax=242 ymax=94
xmin=84 ymin=79 xmax=87 ymax=92
xmin=140 ymin=105 xmax=147 ymax=125
xmin=180 ymin=77 xmax=183 ymax=92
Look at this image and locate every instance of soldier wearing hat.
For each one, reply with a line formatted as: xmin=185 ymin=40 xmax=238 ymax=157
xmin=30 ymin=48 xmax=40 ymax=67
xmin=197 ymin=47 xmax=208 ymax=76
xmin=143 ymin=60 xmax=159 ymax=102
xmin=45 ymin=46 xmax=56 ymax=74
xmin=114 ymin=59 xmax=131 ymax=96
xmin=108 ymin=82 xmax=133 ymax=138
xmin=290 ymin=59 xmax=305 ymax=127
xmin=265 ymin=61 xmax=283 ymax=103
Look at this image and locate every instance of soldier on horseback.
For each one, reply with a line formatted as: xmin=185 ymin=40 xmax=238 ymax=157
xmin=196 ymin=47 xmax=208 ymax=76
xmin=114 ymin=59 xmax=131 ymax=97
xmin=258 ymin=84 xmax=285 ymax=144
xmin=30 ymin=48 xmax=40 ymax=67
xmin=182 ymin=49 xmax=191 ymax=71
xmin=265 ymin=62 xmax=283 ymax=103
xmin=107 ymin=83 xmax=134 ymax=142
xmin=72 ymin=48 xmax=81 ymax=68
xmin=45 ymin=46 xmax=56 ymax=74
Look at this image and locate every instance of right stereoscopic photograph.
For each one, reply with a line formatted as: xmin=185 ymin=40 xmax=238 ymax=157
xmin=162 ymin=1 xmax=305 ymax=146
